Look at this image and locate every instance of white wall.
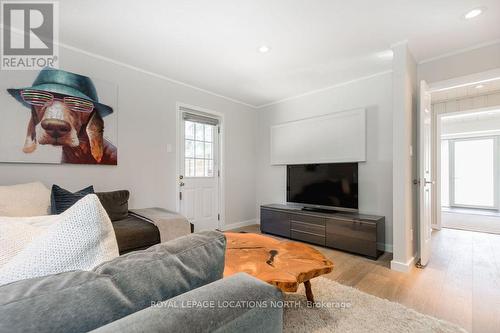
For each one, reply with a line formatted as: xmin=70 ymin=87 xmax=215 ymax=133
xmin=255 ymin=72 xmax=394 ymax=250
xmin=0 ymin=46 xmax=257 ymax=229
xmin=391 ymin=42 xmax=418 ymax=272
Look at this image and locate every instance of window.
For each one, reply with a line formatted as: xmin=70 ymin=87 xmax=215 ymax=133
xmin=184 ymin=120 xmax=215 ymax=177
xmin=450 ymin=137 xmax=497 ymax=208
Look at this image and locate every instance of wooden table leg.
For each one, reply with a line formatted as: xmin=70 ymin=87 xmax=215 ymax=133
xmin=304 ymin=280 xmax=314 ymax=303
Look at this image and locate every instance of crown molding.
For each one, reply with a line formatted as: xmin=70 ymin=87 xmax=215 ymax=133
xmin=1 ymin=24 xmax=394 ymax=110
xmin=0 ymin=24 xmax=257 ymax=109
xmin=255 ymin=70 xmax=393 ymax=109
xmin=58 ymin=43 xmax=258 ymax=109
xmin=418 ymin=39 xmax=500 ymax=65
xmin=4 ymin=23 xmax=497 ymax=110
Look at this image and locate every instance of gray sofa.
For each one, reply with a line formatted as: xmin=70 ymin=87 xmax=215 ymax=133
xmin=0 ymin=231 xmax=283 ymax=333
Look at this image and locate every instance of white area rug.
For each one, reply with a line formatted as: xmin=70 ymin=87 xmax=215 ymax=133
xmin=283 ymin=277 xmax=466 ymax=333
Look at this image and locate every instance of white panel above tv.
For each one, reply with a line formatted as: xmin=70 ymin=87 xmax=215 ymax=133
xmin=270 ymin=108 xmax=366 ymax=165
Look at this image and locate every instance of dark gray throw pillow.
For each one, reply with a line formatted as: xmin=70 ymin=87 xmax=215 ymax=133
xmin=96 ymin=190 xmax=130 ymax=221
xmin=50 ymin=185 xmax=95 ymax=214
xmin=0 ymin=231 xmax=226 ymax=333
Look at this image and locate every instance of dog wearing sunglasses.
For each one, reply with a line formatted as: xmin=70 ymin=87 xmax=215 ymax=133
xmin=22 ymin=92 xmax=117 ymax=165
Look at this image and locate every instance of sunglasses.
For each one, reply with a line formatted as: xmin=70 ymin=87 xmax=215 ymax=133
xmin=20 ymin=89 xmax=95 ymax=113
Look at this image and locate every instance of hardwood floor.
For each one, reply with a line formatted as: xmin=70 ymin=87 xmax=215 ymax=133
xmin=228 ymin=225 xmax=500 ymax=333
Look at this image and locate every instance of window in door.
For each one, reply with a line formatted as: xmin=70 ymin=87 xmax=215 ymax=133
xmin=184 ymin=121 xmax=215 ymax=178
xmin=450 ymin=137 xmax=497 ymax=209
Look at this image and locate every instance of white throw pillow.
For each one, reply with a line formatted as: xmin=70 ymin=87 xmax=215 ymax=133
xmin=0 ymin=194 xmax=119 ymax=286
xmin=0 ymin=215 xmax=60 ymax=268
xmin=0 ymin=182 xmax=51 ymax=216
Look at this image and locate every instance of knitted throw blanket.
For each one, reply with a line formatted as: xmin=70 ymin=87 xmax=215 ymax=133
xmin=129 ymin=208 xmax=191 ymax=243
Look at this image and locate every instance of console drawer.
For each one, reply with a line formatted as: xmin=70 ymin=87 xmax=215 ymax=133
xmin=327 ymin=218 xmax=376 ymax=242
xmin=291 ymin=220 xmax=325 ymax=236
xmin=260 ymin=209 xmax=290 ymax=238
xmin=290 ymin=214 xmax=325 ymax=226
xmin=291 ymin=230 xmax=325 ymax=246
xmin=326 ymin=234 xmax=377 ymax=258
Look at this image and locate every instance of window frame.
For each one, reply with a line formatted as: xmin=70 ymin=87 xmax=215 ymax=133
xmin=183 ymin=120 xmax=219 ymax=179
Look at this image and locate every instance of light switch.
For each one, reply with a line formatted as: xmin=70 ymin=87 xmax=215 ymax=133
xmin=166 ymin=144 xmax=173 ymax=153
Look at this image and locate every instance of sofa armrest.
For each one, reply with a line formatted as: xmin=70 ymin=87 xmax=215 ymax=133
xmin=92 ymin=273 xmax=283 ymax=333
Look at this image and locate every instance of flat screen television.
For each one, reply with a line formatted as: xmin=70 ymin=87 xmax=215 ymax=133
xmin=287 ymin=163 xmax=358 ymax=212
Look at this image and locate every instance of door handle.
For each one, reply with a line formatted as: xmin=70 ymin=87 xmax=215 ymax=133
xmin=179 ymin=182 xmax=185 ymax=187
xmin=413 ymin=179 xmax=435 ymax=185
xmin=424 ymin=179 xmax=435 ymax=185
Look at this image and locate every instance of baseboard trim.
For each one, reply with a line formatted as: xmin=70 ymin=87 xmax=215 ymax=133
xmin=390 ymin=256 xmax=416 ymax=273
xmin=220 ymin=219 xmax=258 ymax=231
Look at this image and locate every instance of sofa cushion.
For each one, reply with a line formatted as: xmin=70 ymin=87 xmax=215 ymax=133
xmin=112 ymin=215 xmax=160 ymax=254
xmin=0 ymin=231 xmax=226 ymax=333
xmin=0 ymin=182 xmax=51 ymax=217
xmin=92 ymin=273 xmax=284 ymax=333
xmin=51 ymin=185 xmax=95 ymax=214
xmin=0 ymin=194 xmax=119 ymax=286
xmin=96 ymin=190 xmax=130 ymax=221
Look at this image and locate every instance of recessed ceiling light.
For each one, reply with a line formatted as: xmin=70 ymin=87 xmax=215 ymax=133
xmin=258 ymin=45 xmax=270 ymax=53
xmin=464 ymin=8 xmax=484 ymax=19
xmin=475 ymin=84 xmax=484 ymax=89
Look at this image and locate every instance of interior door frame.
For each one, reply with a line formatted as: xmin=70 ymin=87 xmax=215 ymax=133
xmin=175 ymin=102 xmax=225 ymax=229
xmin=427 ymin=68 xmax=500 ymax=229
xmin=418 ymin=79 xmax=433 ymax=267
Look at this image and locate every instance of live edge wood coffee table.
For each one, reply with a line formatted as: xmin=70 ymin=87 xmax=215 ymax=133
xmin=223 ymin=233 xmax=334 ymax=302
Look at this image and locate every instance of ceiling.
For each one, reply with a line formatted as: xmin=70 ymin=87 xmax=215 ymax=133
xmin=59 ymin=0 xmax=500 ymax=107
xmin=432 ymin=78 xmax=500 ymax=103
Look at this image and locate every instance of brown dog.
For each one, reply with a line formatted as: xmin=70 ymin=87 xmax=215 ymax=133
xmin=23 ymin=99 xmax=117 ymax=165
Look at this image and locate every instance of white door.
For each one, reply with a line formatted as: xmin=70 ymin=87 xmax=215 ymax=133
xmin=419 ymin=80 xmax=433 ymax=267
xmin=179 ymin=110 xmax=220 ymax=232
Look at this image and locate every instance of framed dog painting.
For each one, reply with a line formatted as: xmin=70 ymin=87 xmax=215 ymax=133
xmin=0 ymin=68 xmax=118 ymax=165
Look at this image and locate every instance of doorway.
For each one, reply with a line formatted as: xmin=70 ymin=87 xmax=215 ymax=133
xmin=418 ymin=71 xmax=500 ymax=267
xmin=176 ymin=103 xmax=223 ymax=232
xmin=431 ymin=77 xmax=500 ymax=235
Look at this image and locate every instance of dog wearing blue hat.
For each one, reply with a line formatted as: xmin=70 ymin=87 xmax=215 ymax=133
xmin=7 ymin=67 xmax=117 ymax=165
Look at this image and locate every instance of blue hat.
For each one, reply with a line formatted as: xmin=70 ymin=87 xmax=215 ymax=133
xmin=7 ymin=67 xmax=113 ymax=117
